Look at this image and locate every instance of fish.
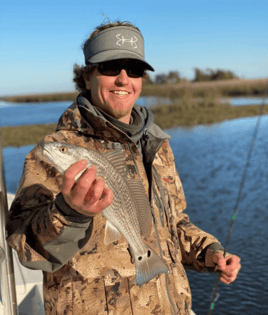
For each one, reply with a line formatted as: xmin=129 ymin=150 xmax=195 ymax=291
xmin=42 ymin=141 xmax=169 ymax=286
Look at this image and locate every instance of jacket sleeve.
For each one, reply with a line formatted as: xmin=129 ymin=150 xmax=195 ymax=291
xmin=6 ymin=140 xmax=93 ymax=273
xmin=166 ymin=141 xmax=226 ymax=272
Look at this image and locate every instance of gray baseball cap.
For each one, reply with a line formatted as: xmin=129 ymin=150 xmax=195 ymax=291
xmin=83 ymin=26 xmax=154 ymax=71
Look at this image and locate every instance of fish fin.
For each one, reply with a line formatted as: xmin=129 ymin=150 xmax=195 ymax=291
xmin=104 ymin=220 xmax=122 ymax=245
xmin=126 ymin=179 xmax=152 ymax=238
xmin=102 ymin=150 xmax=126 ymax=177
xmin=134 ymin=246 xmax=169 ymax=286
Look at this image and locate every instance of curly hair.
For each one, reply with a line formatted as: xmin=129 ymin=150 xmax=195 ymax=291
xmin=73 ymin=20 xmax=148 ymax=95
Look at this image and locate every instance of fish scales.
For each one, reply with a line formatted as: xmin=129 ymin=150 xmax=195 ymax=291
xmin=88 ymin=150 xmax=145 ymax=253
xmin=42 ymin=141 xmax=169 ymax=286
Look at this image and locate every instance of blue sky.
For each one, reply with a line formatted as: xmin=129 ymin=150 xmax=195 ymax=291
xmin=1 ymin=0 xmax=267 ymax=96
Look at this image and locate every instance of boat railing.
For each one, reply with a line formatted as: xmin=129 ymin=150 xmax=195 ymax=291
xmin=0 ymin=130 xmax=18 ymax=315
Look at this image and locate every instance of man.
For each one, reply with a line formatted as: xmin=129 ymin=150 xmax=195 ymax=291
xmin=6 ymin=21 xmax=241 ymax=315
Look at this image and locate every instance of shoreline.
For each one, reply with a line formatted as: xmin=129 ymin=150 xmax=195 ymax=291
xmin=1 ymin=102 xmax=268 ymax=148
xmin=1 ymin=78 xmax=267 ymax=103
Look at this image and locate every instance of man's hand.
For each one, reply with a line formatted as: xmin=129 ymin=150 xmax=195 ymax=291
xmin=61 ymin=159 xmax=113 ymax=217
xmin=212 ymin=250 xmax=241 ymax=284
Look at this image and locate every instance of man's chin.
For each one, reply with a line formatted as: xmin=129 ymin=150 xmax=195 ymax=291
xmin=110 ymin=107 xmax=133 ymax=118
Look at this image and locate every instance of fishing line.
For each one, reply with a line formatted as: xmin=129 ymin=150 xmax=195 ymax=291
xmin=208 ymin=85 xmax=268 ymax=315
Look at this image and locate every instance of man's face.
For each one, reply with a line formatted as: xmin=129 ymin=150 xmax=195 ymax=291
xmin=84 ymin=59 xmax=143 ymax=124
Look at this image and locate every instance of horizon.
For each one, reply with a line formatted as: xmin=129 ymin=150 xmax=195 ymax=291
xmin=1 ymin=0 xmax=267 ymax=97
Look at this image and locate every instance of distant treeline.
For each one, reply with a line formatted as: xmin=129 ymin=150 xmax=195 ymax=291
xmin=145 ymin=68 xmax=238 ymax=85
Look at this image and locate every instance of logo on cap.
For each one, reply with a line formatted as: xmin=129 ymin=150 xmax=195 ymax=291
xmin=116 ymin=34 xmax=138 ymax=48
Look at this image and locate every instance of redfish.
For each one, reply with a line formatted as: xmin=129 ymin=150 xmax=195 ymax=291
xmin=43 ymin=141 xmax=169 ymax=286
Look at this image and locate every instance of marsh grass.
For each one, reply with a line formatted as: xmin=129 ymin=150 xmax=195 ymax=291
xmin=1 ymin=78 xmax=267 ymax=103
xmin=0 ymin=92 xmax=79 ymax=103
xmin=2 ymin=100 xmax=268 ymax=147
xmin=142 ymin=78 xmax=268 ymax=99
xmin=153 ymin=100 xmax=268 ymax=129
xmin=1 ymin=124 xmax=57 ymax=147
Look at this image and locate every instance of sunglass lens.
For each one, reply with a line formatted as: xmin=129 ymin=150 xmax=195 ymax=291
xmin=128 ymin=65 xmax=144 ymax=78
xmin=99 ymin=61 xmax=119 ymax=76
xmin=98 ymin=60 xmax=145 ymax=78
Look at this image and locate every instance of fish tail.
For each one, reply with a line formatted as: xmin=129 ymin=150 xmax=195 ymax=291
xmin=135 ymin=246 xmax=169 ymax=286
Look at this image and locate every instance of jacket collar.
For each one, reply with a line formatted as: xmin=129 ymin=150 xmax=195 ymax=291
xmin=75 ymin=94 xmax=171 ymax=141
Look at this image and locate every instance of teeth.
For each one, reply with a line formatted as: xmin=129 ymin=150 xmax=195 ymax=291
xmin=112 ymin=91 xmax=129 ymax=95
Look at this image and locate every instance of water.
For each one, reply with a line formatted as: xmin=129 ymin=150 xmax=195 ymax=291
xmin=1 ymin=101 xmax=268 ymax=314
xmin=2 ymin=145 xmax=35 ymax=193
xmin=0 ymin=101 xmax=71 ymax=127
xmin=0 ymin=96 xmax=267 ymax=127
xmin=166 ymin=116 xmax=268 ymax=315
xmin=226 ymin=96 xmax=268 ymax=106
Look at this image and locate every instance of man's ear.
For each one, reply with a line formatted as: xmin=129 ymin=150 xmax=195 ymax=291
xmin=83 ymin=74 xmax=91 ymax=89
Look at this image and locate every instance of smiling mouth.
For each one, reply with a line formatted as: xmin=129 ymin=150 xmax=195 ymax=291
xmin=111 ymin=91 xmax=130 ymax=95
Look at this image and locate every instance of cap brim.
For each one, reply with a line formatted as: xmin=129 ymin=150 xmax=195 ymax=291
xmin=87 ymin=50 xmax=154 ymax=72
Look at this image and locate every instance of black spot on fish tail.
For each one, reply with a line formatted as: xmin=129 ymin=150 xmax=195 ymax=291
xmin=135 ymin=246 xmax=169 ymax=286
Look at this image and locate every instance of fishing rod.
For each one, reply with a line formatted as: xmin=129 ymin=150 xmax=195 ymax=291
xmin=0 ymin=129 xmax=18 ymax=315
xmin=208 ymin=84 xmax=268 ymax=314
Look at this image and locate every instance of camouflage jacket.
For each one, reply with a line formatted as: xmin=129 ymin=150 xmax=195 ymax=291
xmin=6 ymin=96 xmax=225 ymax=315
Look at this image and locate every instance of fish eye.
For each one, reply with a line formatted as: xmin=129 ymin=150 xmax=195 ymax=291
xmin=59 ymin=146 xmax=68 ymax=153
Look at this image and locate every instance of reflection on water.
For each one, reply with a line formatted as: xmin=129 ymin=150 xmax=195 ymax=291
xmin=2 ymin=115 xmax=268 ymax=314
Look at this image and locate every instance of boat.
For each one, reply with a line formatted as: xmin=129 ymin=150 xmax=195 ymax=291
xmin=1 ymin=194 xmax=45 ymax=314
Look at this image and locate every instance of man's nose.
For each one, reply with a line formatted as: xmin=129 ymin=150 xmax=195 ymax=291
xmin=115 ymin=69 xmax=129 ymax=85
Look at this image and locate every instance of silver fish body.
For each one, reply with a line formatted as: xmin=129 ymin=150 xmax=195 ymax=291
xmin=42 ymin=141 xmax=169 ymax=286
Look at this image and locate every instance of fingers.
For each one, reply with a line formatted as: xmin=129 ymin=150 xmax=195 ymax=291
xmin=214 ymin=252 xmax=240 ymax=270
xmin=83 ymin=187 xmax=113 ymax=215
xmin=219 ymin=258 xmax=242 ymax=284
xmin=220 ymin=265 xmax=241 ymax=284
xmin=220 ymin=273 xmax=236 ymax=284
xmin=62 ymin=159 xmax=88 ymax=195
xmin=61 ymin=160 xmax=113 ymax=216
xmin=84 ymin=177 xmax=106 ymax=204
xmin=98 ymin=187 xmax=113 ymax=209
xmin=71 ymin=166 xmax=99 ymax=206
xmin=213 ymin=251 xmax=241 ymax=284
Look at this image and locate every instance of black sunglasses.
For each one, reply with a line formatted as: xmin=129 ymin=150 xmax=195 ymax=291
xmin=93 ymin=60 xmax=145 ymax=78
